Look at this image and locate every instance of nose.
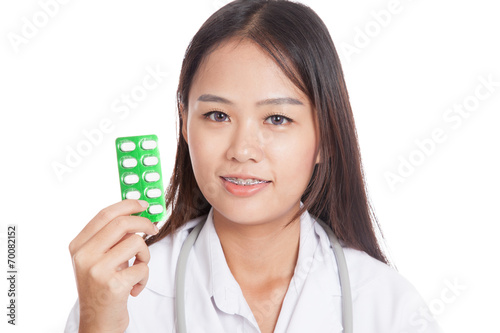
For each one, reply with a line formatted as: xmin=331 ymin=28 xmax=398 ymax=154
xmin=226 ymin=122 xmax=264 ymax=163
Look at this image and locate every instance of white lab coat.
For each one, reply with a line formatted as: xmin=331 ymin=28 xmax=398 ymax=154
xmin=65 ymin=207 xmax=443 ymax=332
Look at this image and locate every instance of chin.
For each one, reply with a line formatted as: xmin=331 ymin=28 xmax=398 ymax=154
xmin=210 ymin=198 xmax=299 ymax=227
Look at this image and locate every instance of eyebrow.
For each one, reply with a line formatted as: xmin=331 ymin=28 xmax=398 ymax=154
xmin=197 ymin=94 xmax=304 ymax=106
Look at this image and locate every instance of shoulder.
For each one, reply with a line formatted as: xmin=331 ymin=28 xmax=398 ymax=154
xmin=144 ymin=215 xmax=207 ymax=297
xmin=309 ymin=216 xmax=441 ymax=331
xmin=343 ymin=247 xmax=442 ymax=332
xmin=343 ymin=247 xmax=423 ymax=300
xmin=309 ymin=215 xmax=413 ymax=296
xmin=342 ymin=247 xmax=405 ymax=294
xmin=343 ymin=246 xmax=423 ymax=303
xmin=308 ymin=215 xmax=422 ymax=299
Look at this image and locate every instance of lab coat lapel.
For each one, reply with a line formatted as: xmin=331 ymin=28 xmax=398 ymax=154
xmin=283 ymin=268 xmax=343 ymax=332
xmin=277 ymin=213 xmax=344 ymax=332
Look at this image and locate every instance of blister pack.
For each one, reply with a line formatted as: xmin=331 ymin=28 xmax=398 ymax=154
xmin=115 ymin=134 xmax=166 ymax=223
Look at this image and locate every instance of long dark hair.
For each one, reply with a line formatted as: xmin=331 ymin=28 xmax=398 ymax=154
xmin=146 ymin=0 xmax=390 ymax=266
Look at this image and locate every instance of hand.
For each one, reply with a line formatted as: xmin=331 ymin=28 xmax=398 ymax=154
xmin=68 ymin=200 xmax=159 ymax=333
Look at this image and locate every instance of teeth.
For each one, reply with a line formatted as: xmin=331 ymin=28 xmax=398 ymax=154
xmin=224 ymin=177 xmax=268 ymax=186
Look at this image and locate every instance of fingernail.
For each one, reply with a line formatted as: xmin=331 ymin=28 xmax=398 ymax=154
xmin=153 ymin=223 xmax=159 ymax=234
xmin=138 ymin=200 xmax=149 ymax=209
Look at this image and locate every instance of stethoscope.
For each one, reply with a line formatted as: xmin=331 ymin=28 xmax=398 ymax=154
xmin=174 ymin=217 xmax=353 ymax=333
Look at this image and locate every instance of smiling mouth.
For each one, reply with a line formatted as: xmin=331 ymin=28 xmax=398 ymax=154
xmin=221 ymin=177 xmax=271 ymax=186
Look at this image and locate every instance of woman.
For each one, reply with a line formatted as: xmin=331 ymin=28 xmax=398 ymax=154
xmin=65 ymin=0 xmax=443 ymax=332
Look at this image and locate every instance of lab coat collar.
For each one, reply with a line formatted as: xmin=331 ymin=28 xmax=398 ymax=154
xmin=204 ymin=209 xmax=253 ymax=317
xmin=144 ymin=205 xmax=341 ymax=305
xmin=207 ymin=206 xmax=342 ymax=320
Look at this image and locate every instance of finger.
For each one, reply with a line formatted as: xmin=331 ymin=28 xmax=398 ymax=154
xmin=112 ymin=234 xmax=135 ymax=272
xmin=81 ymin=215 xmax=157 ymax=257
xmin=117 ymin=261 xmax=129 ymax=272
xmin=118 ymin=262 xmax=149 ymax=297
xmin=70 ymin=200 xmax=149 ymax=254
xmin=111 ymin=232 xmax=134 ymax=250
xmin=99 ymin=234 xmax=151 ymax=270
xmin=130 ymin=281 xmax=146 ymax=297
xmin=113 ymin=233 xmax=135 ymax=272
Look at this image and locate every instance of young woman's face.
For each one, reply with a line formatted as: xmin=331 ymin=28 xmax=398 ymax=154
xmin=183 ymin=38 xmax=320 ymax=226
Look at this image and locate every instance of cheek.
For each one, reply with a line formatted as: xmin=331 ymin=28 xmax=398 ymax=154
xmin=270 ymin=130 xmax=317 ymax=183
xmin=187 ymin=127 xmax=225 ymax=196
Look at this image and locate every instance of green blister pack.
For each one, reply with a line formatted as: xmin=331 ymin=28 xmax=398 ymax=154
xmin=115 ymin=134 xmax=166 ymax=223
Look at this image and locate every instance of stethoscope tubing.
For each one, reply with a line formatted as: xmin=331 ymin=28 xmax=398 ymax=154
xmin=317 ymin=219 xmax=353 ymax=333
xmin=174 ymin=221 xmax=204 ymax=333
xmin=174 ymin=218 xmax=353 ymax=333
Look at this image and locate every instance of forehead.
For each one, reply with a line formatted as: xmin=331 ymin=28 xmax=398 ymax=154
xmin=189 ymin=38 xmax=308 ymax=105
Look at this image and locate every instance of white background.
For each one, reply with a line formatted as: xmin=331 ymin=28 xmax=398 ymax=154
xmin=1 ymin=0 xmax=499 ymax=332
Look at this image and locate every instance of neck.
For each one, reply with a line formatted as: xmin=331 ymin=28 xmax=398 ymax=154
xmin=212 ymin=207 xmax=301 ymax=287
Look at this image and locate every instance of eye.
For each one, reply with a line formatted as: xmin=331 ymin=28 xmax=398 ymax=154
xmin=203 ymin=110 xmax=229 ymax=122
xmin=264 ymin=114 xmax=292 ymax=126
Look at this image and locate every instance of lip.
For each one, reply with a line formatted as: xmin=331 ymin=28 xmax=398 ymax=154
xmin=220 ymin=175 xmax=271 ymax=197
xmin=221 ymin=173 xmax=271 ymax=182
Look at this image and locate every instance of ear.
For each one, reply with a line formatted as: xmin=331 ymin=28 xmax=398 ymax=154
xmin=180 ymin=104 xmax=188 ymax=143
xmin=315 ymin=149 xmax=321 ymax=164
